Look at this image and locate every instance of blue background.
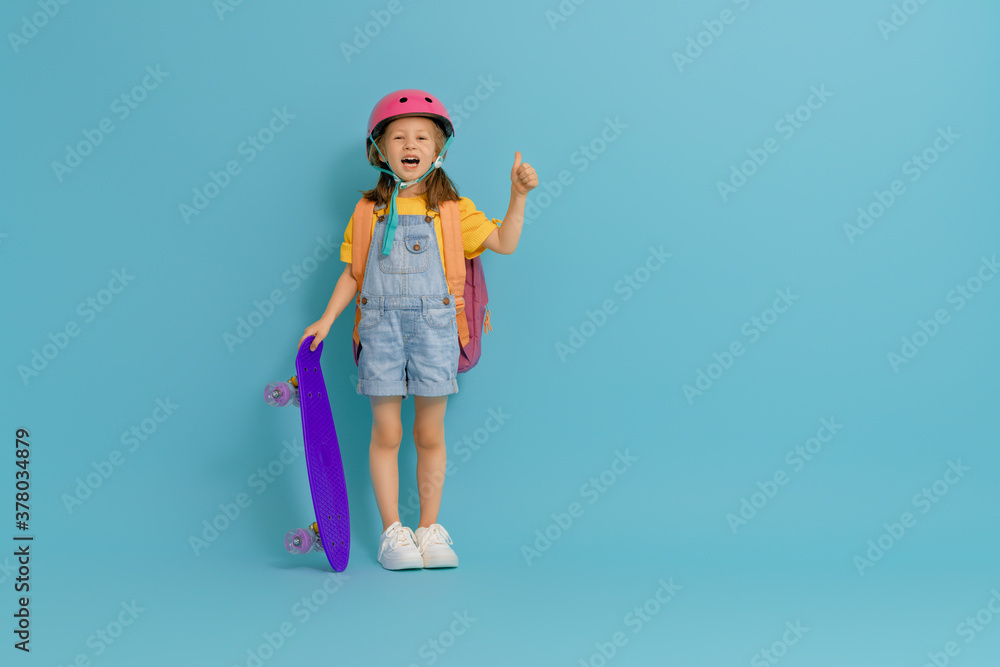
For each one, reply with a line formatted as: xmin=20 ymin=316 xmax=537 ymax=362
xmin=2 ymin=0 xmax=998 ymax=665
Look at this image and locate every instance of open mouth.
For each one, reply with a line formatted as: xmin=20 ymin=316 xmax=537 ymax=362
xmin=401 ymin=156 xmax=420 ymax=170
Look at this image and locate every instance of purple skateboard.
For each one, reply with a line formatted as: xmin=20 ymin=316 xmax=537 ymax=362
xmin=264 ymin=336 xmax=350 ymax=571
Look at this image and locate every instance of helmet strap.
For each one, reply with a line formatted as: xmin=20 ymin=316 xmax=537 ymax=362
xmin=369 ymin=133 xmax=454 ymax=256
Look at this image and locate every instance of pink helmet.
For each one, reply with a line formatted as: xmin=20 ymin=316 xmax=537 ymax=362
xmin=366 ymin=89 xmax=454 ymax=164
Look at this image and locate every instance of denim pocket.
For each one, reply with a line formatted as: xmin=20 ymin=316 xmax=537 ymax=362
xmin=358 ymin=303 xmax=383 ymax=330
xmin=377 ymin=230 xmax=430 ymax=274
xmin=406 ymin=232 xmax=429 ymax=253
xmin=422 ymin=302 xmax=456 ymax=329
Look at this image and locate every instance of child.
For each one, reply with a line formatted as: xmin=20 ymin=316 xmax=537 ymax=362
xmin=299 ymin=89 xmax=537 ymax=570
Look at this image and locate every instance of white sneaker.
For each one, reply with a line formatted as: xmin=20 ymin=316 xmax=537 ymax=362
xmin=377 ymin=521 xmax=423 ymax=570
xmin=413 ymin=523 xmax=459 ymax=568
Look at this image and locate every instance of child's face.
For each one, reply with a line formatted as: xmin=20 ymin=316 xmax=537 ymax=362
xmin=379 ymin=117 xmax=440 ymax=181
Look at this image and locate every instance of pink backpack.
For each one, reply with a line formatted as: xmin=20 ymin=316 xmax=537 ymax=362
xmin=349 ymin=198 xmax=493 ymax=373
xmin=455 ymin=254 xmax=491 ymax=372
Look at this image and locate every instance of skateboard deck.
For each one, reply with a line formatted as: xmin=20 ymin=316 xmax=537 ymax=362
xmin=266 ymin=336 xmax=350 ymax=571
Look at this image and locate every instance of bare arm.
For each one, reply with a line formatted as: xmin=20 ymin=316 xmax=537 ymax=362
xmin=482 ymin=151 xmax=537 ymax=255
xmin=299 ymin=263 xmax=358 ymax=351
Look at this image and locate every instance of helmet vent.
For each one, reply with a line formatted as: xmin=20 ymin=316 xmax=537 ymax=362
xmin=424 ymin=97 xmax=433 ymax=103
xmin=399 ymin=97 xmax=407 ymax=103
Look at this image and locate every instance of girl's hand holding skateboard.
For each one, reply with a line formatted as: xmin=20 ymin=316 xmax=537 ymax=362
xmin=300 ymin=317 xmax=333 ymax=352
xmin=511 ymin=151 xmax=538 ymax=195
xmin=297 ymin=263 xmax=357 ymax=352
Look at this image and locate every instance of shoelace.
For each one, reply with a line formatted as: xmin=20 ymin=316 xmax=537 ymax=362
xmin=381 ymin=524 xmax=416 ymax=556
xmin=417 ymin=524 xmax=453 ymax=554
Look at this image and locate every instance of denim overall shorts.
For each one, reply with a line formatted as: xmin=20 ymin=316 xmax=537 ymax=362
xmin=356 ymin=209 xmax=460 ymax=398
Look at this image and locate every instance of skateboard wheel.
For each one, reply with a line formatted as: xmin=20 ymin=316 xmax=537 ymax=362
xmin=285 ymin=528 xmax=318 ymax=555
xmin=264 ymin=381 xmax=296 ymax=408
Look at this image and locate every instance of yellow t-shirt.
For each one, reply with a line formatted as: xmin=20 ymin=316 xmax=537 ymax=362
xmin=340 ymin=194 xmax=501 ymax=271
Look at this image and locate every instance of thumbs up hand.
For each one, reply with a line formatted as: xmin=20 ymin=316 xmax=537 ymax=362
xmin=510 ymin=151 xmax=538 ymax=196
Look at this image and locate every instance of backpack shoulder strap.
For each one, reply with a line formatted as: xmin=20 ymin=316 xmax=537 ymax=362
xmin=351 ymin=198 xmax=376 ymax=347
xmin=351 ymin=198 xmax=376 ymax=289
xmin=439 ymin=199 xmax=470 ymax=349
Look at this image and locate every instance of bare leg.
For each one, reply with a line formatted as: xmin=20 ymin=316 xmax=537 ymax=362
xmin=369 ymin=395 xmax=403 ymax=532
xmin=413 ymin=395 xmax=448 ymax=528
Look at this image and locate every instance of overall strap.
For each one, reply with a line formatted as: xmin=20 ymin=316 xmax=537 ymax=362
xmin=351 ymin=198 xmax=377 ymax=346
xmin=439 ymin=200 xmax=470 ymax=349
